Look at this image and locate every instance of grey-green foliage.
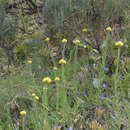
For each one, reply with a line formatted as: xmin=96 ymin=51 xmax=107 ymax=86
xmin=0 ymin=2 xmax=17 ymax=64
xmin=43 ymin=0 xmax=72 ymax=28
xmin=101 ymin=0 xmax=129 ymax=23
xmin=0 ymin=4 xmax=16 ymax=47
xmin=43 ymin=0 xmax=129 ymax=29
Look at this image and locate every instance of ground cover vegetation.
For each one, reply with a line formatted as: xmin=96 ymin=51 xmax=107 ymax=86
xmin=0 ymin=0 xmax=130 ymax=129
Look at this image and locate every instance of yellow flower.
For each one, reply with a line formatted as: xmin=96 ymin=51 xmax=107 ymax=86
xmin=82 ymin=28 xmax=88 ymax=32
xmin=59 ymin=59 xmax=67 ymax=64
xmin=42 ymin=77 xmax=52 ymax=83
xmin=43 ymin=87 xmax=48 ymax=91
xmin=20 ymin=110 xmax=27 ymax=116
xmin=27 ymin=60 xmax=32 ymax=64
xmin=45 ymin=37 xmax=50 ymax=41
xmin=55 ymin=77 xmax=61 ymax=81
xmin=53 ymin=67 xmax=58 ymax=70
xmin=106 ymin=26 xmax=112 ymax=31
xmin=32 ymin=93 xmax=36 ymax=97
xmin=73 ymin=39 xmax=81 ymax=44
xmin=61 ymin=38 xmax=67 ymax=44
xmin=34 ymin=96 xmax=39 ymax=100
xmin=83 ymin=45 xmax=87 ymax=48
xmin=115 ymin=41 xmax=124 ymax=47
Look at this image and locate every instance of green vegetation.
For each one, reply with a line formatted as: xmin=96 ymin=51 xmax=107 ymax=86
xmin=0 ymin=0 xmax=130 ymax=129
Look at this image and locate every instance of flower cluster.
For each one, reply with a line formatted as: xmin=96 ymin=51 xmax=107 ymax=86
xmin=62 ymin=38 xmax=67 ymax=44
xmin=82 ymin=28 xmax=88 ymax=32
xmin=73 ymin=39 xmax=81 ymax=45
xmin=32 ymin=93 xmax=39 ymax=100
xmin=43 ymin=87 xmax=48 ymax=91
xmin=115 ymin=41 xmax=124 ymax=47
xmin=45 ymin=37 xmax=50 ymax=41
xmin=106 ymin=26 xmax=112 ymax=31
xmin=42 ymin=77 xmax=52 ymax=83
xmin=27 ymin=60 xmax=32 ymax=64
xmin=20 ymin=110 xmax=27 ymax=116
xmin=59 ymin=59 xmax=67 ymax=64
xmin=55 ymin=77 xmax=61 ymax=81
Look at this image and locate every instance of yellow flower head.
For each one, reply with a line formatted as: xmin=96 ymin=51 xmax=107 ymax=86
xmin=115 ymin=41 xmax=124 ymax=47
xmin=59 ymin=59 xmax=67 ymax=64
xmin=42 ymin=77 xmax=52 ymax=83
xmin=82 ymin=28 xmax=88 ymax=32
xmin=32 ymin=93 xmax=36 ymax=97
xmin=61 ymin=38 xmax=67 ymax=44
xmin=45 ymin=37 xmax=50 ymax=41
xmin=55 ymin=77 xmax=61 ymax=81
xmin=106 ymin=26 xmax=112 ymax=31
xmin=83 ymin=45 xmax=87 ymax=48
xmin=34 ymin=96 xmax=39 ymax=100
xmin=53 ymin=67 xmax=58 ymax=70
xmin=73 ymin=39 xmax=81 ymax=45
xmin=20 ymin=110 xmax=27 ymax=116
xmin=43 ymin=87 xmax=48 ymax=91
xmin=27 ymin=60 xmax=32 ymax=64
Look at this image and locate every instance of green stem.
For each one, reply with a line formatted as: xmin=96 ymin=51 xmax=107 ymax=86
xmin=102 ymin=39 xmax=108 ymax=69
xmin=56 ymin=82 xmax=59 ymax=110
xmin=74 ymin=45 xmax=78 ymax=63
xmin=115 ymin=47 xmax=120 ymax=76
xmin=62 ymin=44 xmax=66 ymax=59
xmin=22 ymin=117 xmax=25 ymax=130
xmin=43 ymin=85 xmax=48 ymax=119
xmin=115 ymin=47 xmax=121 ymax=91
xmin=61 ymin=65 xmax=68 ymax=107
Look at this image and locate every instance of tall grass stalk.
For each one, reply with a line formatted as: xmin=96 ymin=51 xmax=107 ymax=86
xmin=114 ymin=47 xmax=121 ymax=93
xmin=74 ymin=44 xmax=78 ymax=64
xmin=22 ymin=117 xmax=25 ymax=130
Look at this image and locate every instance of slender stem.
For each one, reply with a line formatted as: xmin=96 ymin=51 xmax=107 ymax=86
xmin=22 ymin=117 xmax=25 ymax=130
xmin=115 ymin=47 xmax=120 ymax=76
xmin=62 ymin=44 xmax=66 ymax=59
xmin=61 ymin=44 xmax=67 ymax=105
xmin=61 ymin=41 xmax=67 ymax=106
xmin=115 ymin=47 xmax=121 ymax=91
xmin=56 ymin=82 xmax=59 ymax=110
xmin=43 ymin=85 xmax=48 ymax=120
xmin=74 ymin=45 xmax=78 ymax=63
